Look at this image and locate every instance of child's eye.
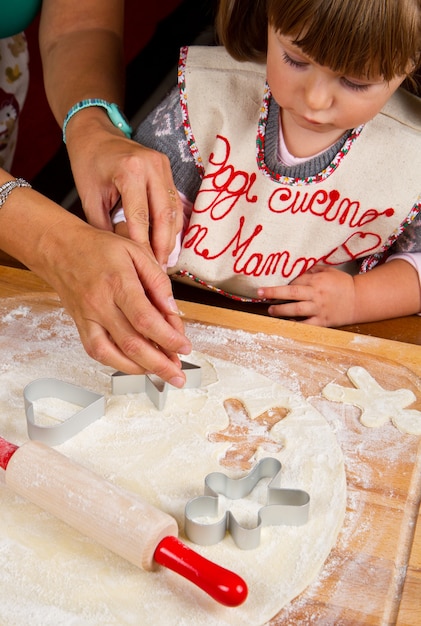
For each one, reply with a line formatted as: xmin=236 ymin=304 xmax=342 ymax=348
xmin=282 ymin=52 xmax=307 ymax=68
xmin=341 ymin=77 xmax=370 ymax=92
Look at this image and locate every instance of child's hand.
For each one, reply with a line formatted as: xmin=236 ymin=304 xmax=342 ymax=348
xmin=257 ymin=265 xmax=356 ymax=327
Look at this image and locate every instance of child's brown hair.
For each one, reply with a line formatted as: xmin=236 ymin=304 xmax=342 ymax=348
xmin=216 ymin=0 xmax=421 ymax=82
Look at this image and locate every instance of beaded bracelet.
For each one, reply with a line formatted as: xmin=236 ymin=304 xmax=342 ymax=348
xmin=62 ymin=99 xmax=133 ymax=143
xmin=0 ymin=178 xmax=31 ymax=209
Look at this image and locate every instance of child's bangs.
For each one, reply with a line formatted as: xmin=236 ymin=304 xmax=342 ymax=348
xmin=268 ymin=0 xmax=420 ymax=80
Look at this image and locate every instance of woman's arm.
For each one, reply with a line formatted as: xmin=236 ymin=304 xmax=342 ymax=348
xmin=39 ymin=0 xmax=125 ymax=123
xmin=39 ymin=0 xmax=183 ymax=265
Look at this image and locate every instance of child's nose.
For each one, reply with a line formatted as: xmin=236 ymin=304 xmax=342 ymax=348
xmin=303 ymin=74 xmax=333 ymax=111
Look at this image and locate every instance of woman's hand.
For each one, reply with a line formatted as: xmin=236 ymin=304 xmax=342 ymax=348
xmin=66 ymin=119 xmax=184 ymax=268
xmin=34 ymin=213 xmax=191 ymax=387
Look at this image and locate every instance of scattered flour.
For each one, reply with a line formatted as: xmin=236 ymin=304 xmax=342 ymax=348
xmin=0 ymin=301 xmax=346 ymax=625
xmin=0 ymin=297 xmax=419 ymax=625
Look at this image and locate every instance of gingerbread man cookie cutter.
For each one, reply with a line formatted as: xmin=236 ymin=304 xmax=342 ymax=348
xmin=111 ymin=360 xmax=201 ymax=410
xmin=185 ymin=457 xmax=310 ymax=550
xmin=24 ymin=378 xmax=105 ymax=446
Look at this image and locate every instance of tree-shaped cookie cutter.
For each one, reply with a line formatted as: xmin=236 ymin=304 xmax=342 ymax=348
xmin=111 ymin=360 xmax=201 ymax=409
xmin=185 ymin=457 xmax=310 ymax=550
xmin=24 ymin=378 xmax=105 ymax=446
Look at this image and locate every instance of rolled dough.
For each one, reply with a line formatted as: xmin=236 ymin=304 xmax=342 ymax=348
xmin=0 ymin=303 xmax=346 ymax=625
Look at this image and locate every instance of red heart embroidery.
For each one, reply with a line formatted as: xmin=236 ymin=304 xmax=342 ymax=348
xmin=323 ymin=232 xmax=382 ymax=264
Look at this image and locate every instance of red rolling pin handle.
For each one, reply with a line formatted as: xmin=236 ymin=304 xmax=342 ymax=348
xmin=0 ymin=437 xmax=248 ymax=607
xmin=154 ymin=535 xmax=248 ymax=607
xmin=0 ymin=437 xmax=18 ymax=470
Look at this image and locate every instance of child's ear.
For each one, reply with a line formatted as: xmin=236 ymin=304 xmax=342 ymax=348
xmin=401 ymin=75 xmax=420 ymax=95
xmin=401 ymin=62 xmax=421 ymax=96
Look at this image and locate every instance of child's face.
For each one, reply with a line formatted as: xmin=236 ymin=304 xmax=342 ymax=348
xmin=267 ymin=27 xmax=405 ymax=146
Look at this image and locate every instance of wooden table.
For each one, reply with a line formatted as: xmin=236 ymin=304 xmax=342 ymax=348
xmin=172 ymin=281 xmax=421 ymax=347
xmin=0 ymin=265 xmax=420 ymax=624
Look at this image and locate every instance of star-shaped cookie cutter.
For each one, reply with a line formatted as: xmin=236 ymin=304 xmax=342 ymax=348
xmin=111 ymin=360 xmax=201 ymax=410
xmin=185 ymin=457 xmax=310 ymax=550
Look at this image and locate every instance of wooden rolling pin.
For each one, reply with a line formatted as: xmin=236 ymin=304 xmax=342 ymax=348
xmin=0 ymin=437 xmax=247 ymax=607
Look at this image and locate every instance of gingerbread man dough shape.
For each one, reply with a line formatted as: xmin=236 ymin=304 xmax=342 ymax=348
xmin=322 ymin=366 xmax=421 ymax=435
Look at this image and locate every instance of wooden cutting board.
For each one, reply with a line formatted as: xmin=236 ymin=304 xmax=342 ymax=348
xmin=179 ymin=301 xmax=421 ymax=625
xmin=0 ymin=286 xmax=420 ymax=624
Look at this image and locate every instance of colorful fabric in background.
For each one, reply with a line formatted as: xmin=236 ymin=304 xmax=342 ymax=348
xmin=0 ymin=0 xmax=42 ymax=38
xmin=0 ymin=33 xmax=29 ymax=171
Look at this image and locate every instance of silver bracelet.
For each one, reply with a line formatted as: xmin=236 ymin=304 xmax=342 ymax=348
xmin=0 ymin=178 xmax=32 ymax=209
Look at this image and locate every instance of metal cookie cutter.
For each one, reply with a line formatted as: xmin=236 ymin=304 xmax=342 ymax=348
xmin=185 ymin=457 xmax=310 ymax=550
xmin=111 ymin=360 xmax=201 ymax=410
xmin=24 ymin=378 xmax=105 ymax=446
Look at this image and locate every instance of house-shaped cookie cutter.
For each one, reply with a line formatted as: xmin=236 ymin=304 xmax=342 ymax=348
xmin=24 ymin=378 xmax=105 ymax=446
xmin=185 ymin=457 xmax=310 ymax=549
xmin=111 ymin=360 xmax=201 ymax=409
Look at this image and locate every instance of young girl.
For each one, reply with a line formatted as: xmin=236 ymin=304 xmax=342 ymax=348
xmin=125 ymin=0 xmax=421 ymax=327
